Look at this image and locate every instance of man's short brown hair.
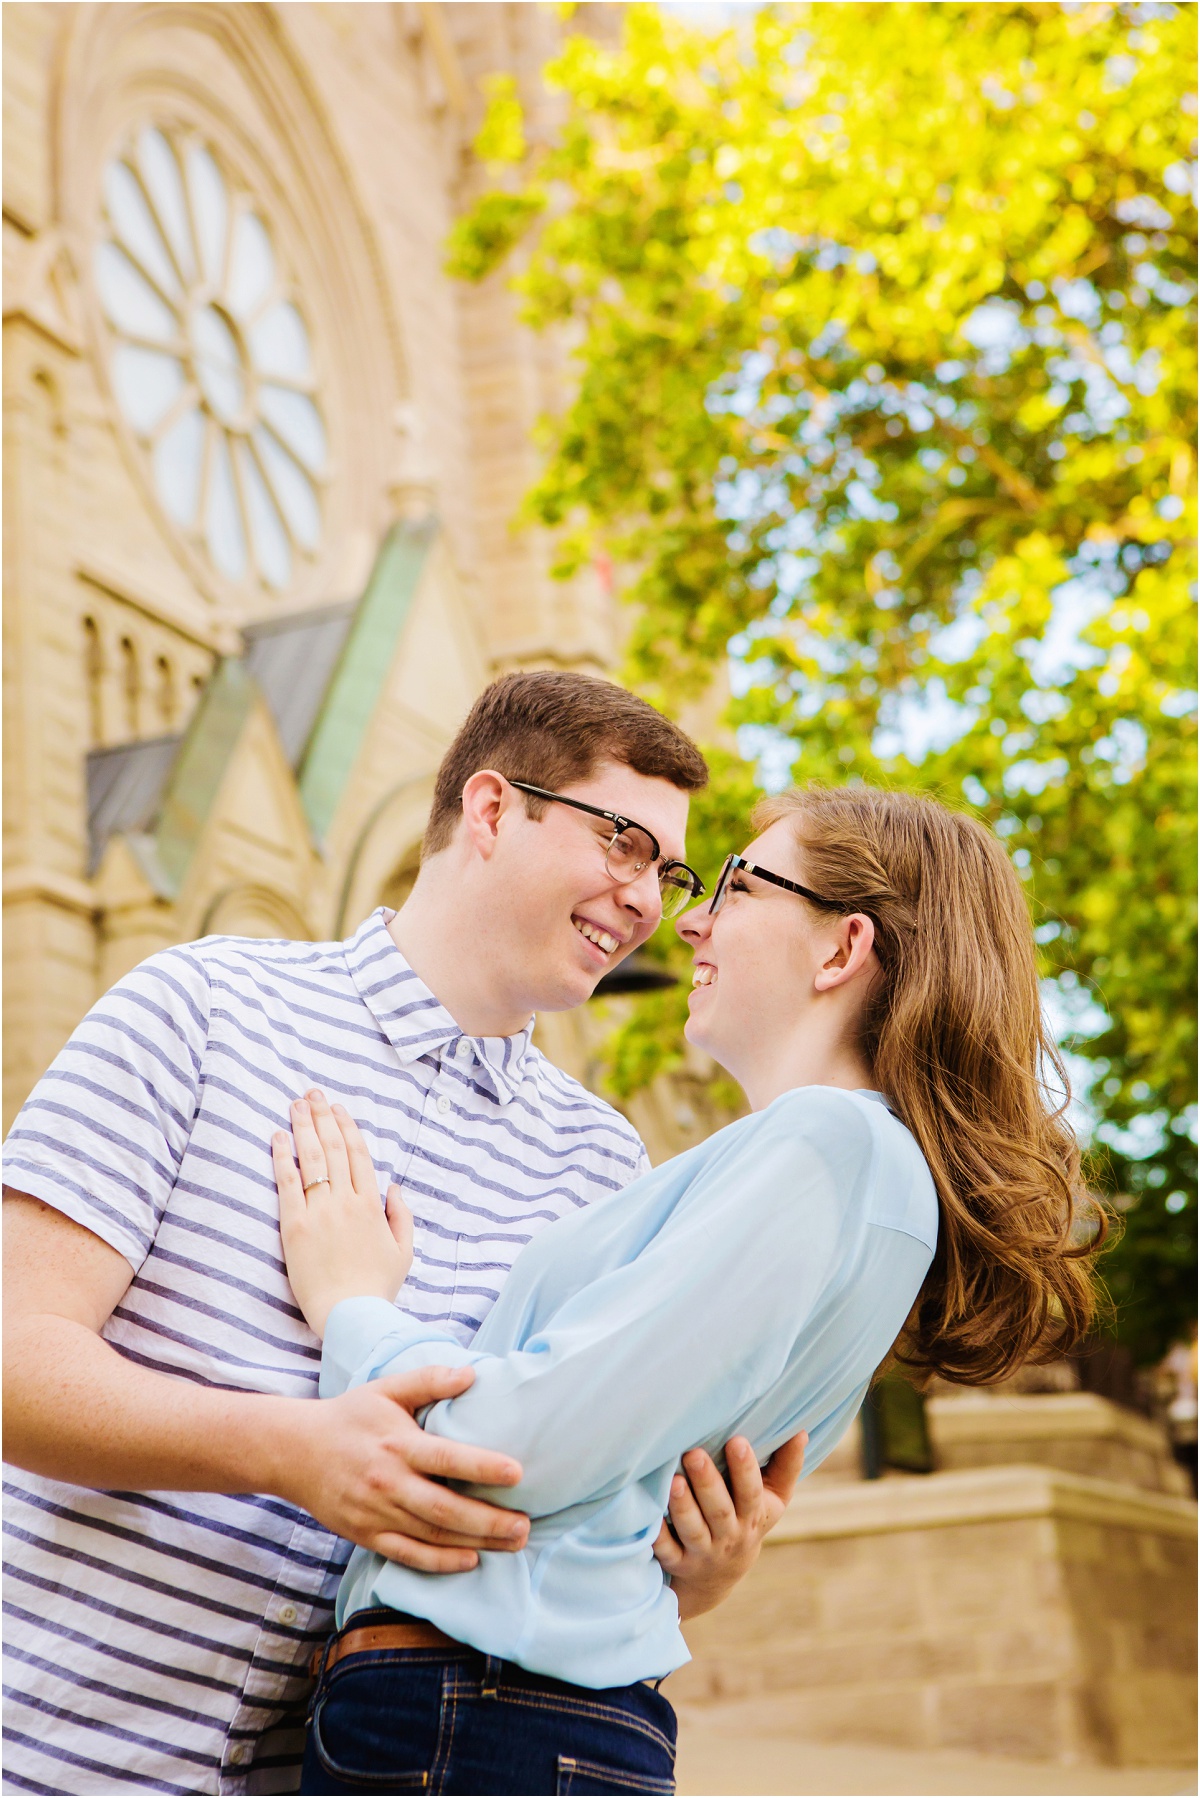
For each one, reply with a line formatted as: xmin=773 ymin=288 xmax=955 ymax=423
xmin=423 ymin=671 xmax=708 ymax=856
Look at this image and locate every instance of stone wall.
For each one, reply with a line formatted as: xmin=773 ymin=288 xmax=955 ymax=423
xmin=929 ymin=1390 xmax=1192 ymax=1496
xmin=673 ymin=1464 xmax=1197 ymax=1767
xmin=1 ymin=3 xmax=626 ymax=1131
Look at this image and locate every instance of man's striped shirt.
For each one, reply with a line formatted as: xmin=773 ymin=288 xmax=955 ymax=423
xmin=2 ymin=908 xmax=649 ymax=1795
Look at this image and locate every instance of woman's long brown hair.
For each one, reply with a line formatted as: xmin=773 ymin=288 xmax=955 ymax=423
xmin=755 ymin=783 xmax=1106 ymax=1386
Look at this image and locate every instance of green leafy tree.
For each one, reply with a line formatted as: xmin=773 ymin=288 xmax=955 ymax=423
xmin=451 ymin=2 xmax=1197 ymax=1361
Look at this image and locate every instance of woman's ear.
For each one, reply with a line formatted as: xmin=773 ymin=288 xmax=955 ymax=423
xmin=813 ymin=913 xmax=876 ymax=992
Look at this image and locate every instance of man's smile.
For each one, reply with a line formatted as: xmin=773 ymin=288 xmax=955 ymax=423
xmin=572 ymin=915 xmax=624 ymax=959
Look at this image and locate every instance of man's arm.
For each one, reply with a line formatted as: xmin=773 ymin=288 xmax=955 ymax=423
xmin=3 ymin=1190 xmax=530 ymax=1571
xmin=311 ymin=1095 xmax=839 ymax=1541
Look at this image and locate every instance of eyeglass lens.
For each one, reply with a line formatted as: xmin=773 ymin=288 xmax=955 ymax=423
xmin=604 ymin=828 xmax=696 ymax=919
xmin=708 ymin=856 xmax=734 ymax=915
xmin=603 ymin=825 xmax=656 ymax=882
xmin=657 ymin=866 xmax=698 ymax=919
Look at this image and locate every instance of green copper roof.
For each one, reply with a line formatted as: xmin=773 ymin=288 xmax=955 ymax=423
xmin=298 ymin=518 xmax=436 ymax=844
xmin=85 ymin=521 xmax=436 ymax=895
xmin=154 ymin=656 xmax=259 ymax=895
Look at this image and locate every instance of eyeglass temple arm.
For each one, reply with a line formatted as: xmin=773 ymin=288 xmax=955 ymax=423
xmin=509 ymin=780 xmax=703 ymax=891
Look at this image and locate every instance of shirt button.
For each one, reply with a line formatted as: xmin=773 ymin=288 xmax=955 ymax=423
xmin=228 ymin=1743 xmax=250 ymax=1766
xmin=456 ymin=1038 xmax=472 ymax=1060
xmin=277 ymin=1603 xmax=298 ymax=1626
xmin=436 ymin=1095 xmax=452 ymax=1115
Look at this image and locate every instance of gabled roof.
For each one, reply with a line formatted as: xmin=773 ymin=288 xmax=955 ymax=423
xmin=154 ymin=656 xmax=260 ymax=892
xmin=86 ymin=735 xmax=180 ymax=875
xmin=85 ymin=519 xmax=437 ymax=889
xmin=242 ymin=600 xmax=358 ymax=768
xmin=298 ymin=518 xmax=435 ymax=842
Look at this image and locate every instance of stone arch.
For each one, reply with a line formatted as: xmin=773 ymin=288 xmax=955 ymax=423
xmin=197 ymin=882 xmax=311 ymax=942
xmin=333 ymin=772 xmax=437 ymax=937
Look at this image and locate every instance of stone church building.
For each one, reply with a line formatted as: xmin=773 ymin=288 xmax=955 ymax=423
xmin=4 ymin=0 xmax=628 ymax=1136
xmin=4 ymin=4 xmax=1194 ymax=1778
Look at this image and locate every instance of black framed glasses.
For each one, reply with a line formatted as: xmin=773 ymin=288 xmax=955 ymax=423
xmin=709 ymin=853 xmax=849 ymax=918
xmin=509 ymin=781 xmax=705 ymax=920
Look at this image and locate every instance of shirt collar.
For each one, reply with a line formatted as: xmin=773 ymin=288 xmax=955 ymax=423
xmin=856 ymin=1088 xmax=900 ymax=1118
xmin=344 ymin=908 xmax=534 ymax=1105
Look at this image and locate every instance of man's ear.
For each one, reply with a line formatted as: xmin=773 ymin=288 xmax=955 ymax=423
xmin=459 ymin=770 xmax=513 ymax=862
xmin=813 ymin=913 xmax=876 ymax=992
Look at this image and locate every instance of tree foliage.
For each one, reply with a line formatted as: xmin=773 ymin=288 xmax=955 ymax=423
xmin=451 ymin=2 xmax=1197 ymax=1361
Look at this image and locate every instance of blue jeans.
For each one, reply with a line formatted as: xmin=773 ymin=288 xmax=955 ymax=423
xmin=301 ymin=1610 xmax=677 ymax=1795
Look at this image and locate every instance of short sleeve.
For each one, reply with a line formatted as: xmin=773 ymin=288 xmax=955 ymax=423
xmin=2 ymin=947 xmax=211 ymax=1272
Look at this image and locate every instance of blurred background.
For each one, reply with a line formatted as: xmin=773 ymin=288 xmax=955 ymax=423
xmin=3 ymin=3 xmax=1194 ymax=1791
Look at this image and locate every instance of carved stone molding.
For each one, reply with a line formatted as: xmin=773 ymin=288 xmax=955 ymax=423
xmin=2 ymin=226 xmax=85 ymax=355
xmin=197 ymin=879 xmax=311 ymax=940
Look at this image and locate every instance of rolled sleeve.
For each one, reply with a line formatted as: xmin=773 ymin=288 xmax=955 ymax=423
xmin=320 ymin=1297 xmax=479 ymax=1397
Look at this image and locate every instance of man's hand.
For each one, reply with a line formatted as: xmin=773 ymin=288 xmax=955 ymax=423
xmin=275 ymin=1364 xmax=530 ymax=1572
xmin=4 ymin=1190 xmax=529 ymax=1572
xmin=652 ymin=1431 xmax=808 ymax=1621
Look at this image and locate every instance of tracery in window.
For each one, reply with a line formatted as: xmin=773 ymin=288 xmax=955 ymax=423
xmin=94 ymin=124 xmax=326 ymax=594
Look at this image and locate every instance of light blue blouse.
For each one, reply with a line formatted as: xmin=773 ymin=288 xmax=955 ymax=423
xmin=321 ymin=1085 xmax=938 ymax=1689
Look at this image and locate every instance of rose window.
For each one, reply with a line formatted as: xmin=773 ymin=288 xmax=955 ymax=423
xmin=93 ymin=124 xmax=327 ymax=592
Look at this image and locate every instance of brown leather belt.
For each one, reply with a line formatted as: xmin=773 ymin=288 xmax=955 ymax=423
xmin=310 ymin=1619 xmax=460 ymax=1679
xmin=309 ymin=1620 xmax=666 ymax=1693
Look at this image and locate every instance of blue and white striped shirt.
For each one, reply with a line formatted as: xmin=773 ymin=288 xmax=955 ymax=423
xmin=2 ymin=909 xmax=649 ymax=1796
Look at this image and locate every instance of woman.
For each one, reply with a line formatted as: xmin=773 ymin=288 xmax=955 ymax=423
xmin=274 ymin=784 xmax=1101 ymax=1796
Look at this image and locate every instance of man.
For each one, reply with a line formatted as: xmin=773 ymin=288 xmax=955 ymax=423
xmin=4 ymin=671 xmax=806 ymax=1795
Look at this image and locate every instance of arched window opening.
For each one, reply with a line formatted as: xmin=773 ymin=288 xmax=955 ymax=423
xmin=156 ymin=654 xmax=176 ymax=729
xmin=119 ymin=635 xmax=139 ymax=738
xmin=33 ymin=367 xmax=68 ymax=453
xmin=82 ymin=616 xmax=104 ymax=746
